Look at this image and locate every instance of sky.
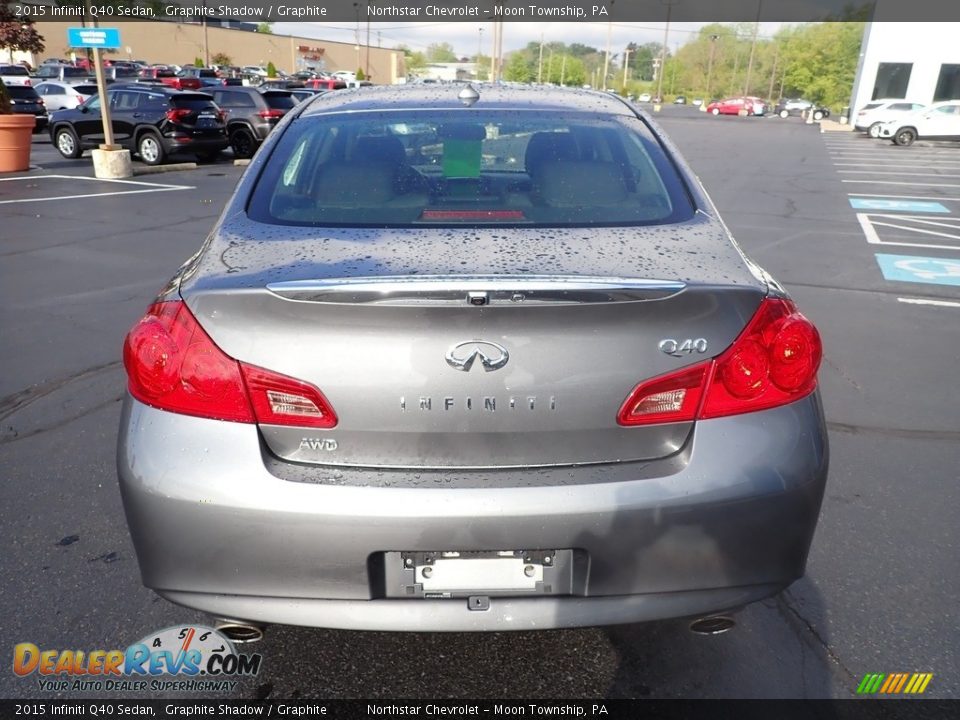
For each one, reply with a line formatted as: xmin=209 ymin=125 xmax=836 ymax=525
xmin=272 ymin=21 xmax=788 ymax=58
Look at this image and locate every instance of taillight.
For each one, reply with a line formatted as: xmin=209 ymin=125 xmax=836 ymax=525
xmin=25 ymin=79 xmax=31 ymax=86
xmin=257 ymin=109 xmax=285 ymax=119
xmin=617 ymin=298 xmax=822 ymax=426
xmin=123 ymin=301 xmax=338 ymax=428
xmin=165 ymin=108 xmax=191 ymax=122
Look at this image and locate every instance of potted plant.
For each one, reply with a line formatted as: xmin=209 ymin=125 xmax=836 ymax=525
xmin=0 ymin=6 xmax=45 ymax=172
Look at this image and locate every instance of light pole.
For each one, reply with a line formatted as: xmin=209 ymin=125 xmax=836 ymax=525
xmin=602 ymin=17 xmax=612 ymax=90
xmin=622 ymin=47 xmax=632 ymax=91
xmin=538 ymin=33 xmax=544 ymax=84
xmin=477 ymin=27 xmax=484 ymax=80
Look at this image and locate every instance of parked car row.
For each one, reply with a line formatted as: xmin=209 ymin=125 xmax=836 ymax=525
xmin=46 ymin=83 xmax=309 ymax=165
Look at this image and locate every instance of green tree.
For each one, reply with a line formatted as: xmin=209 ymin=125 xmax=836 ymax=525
xmin=355 ymin=67 xmax=365 ymax=81
xmin=396 ymin=45 xmax=427 ymax=75
xmin=194 ymin=57 xmax=204 ymax=68
xmin=256 ymin=23 xmax=273 ymax=34
xmin=211 ymin=52 xmax=232 ymax=66
xmin=0 ymin=4 xmax=45 ymax=60
xmin=503 ymin=51 xmax=534 ymax=83
xmin=266 ymin=61 xmax=277 ymax=78
xmin=426 ymin=42 xmax=457 ymax=63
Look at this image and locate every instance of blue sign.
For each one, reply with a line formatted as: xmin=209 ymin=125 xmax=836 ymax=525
xmin=67 ymin=27 xmax=121 ymax=49
xmin=850 ymin=198 xmax=949 ymax=213
xmin=875 ymin=253 xmax=960 ymax=287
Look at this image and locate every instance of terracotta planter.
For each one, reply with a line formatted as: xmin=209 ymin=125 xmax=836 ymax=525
xmin=0 ymin=114 xmax=36 ymax=173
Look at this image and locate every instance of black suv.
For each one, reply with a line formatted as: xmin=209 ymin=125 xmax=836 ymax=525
xmin=48 ymin=85 xmax=228 ymax=165
xmin=208 ymin=86 xmax=296 ymax=158
xmin=7 ymin=85 xmax=48 ymax=133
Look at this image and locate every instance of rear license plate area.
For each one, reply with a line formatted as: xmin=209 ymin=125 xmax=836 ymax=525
xmin=381 ymin=550 xmax=577 ymax=599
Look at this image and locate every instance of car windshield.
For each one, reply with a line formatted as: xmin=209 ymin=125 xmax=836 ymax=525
xmin=62 ymin=67 xmax=88 ymax=77
xmin=171 ymin=94 xmax=217 ymax=111
xmin=248 ymin=110 xmax=695 ymax=228
xmin=74 ymin=84 xmax=98 ymax=96
xmin=1 ymin=65 xmax=30 ymax=75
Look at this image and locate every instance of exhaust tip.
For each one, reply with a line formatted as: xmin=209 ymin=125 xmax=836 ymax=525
xmin=214 ymin=620 xmax=265 ymax=644
xmin=689 ymin=615 xmax=736 ymax=635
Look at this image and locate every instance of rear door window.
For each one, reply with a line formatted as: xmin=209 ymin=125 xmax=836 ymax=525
xmin=264 ymin=93 xmax=296 ymax=110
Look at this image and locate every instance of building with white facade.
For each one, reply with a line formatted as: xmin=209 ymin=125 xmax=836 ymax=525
xmin=848 ymin=22 xmax=960 ymax=113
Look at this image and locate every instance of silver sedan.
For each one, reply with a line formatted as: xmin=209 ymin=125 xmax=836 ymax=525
xmin=118 ymin=85 xmax=828 ymax=634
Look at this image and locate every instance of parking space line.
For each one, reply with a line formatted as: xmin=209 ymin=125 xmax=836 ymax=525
xmin=847 ymin=193 xmax=960 ymax=202
xmin=857 ymin=213 xmax=960 ymax=251
xmin=869 ymin=219 xmax=960 ymax=240
xmin=897 ymin=297 xmax=960 ymax=307
xmin=842 ymin=180 xmax=960 ymax=188
xmin=840 ymin=170 xmax=960 ymax=178
xmin=0 ymin=174 xmax=194 ymax=205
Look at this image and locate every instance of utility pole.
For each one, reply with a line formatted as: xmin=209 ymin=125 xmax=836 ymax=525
xmin=538 ymin=33 xmax=544 ymax=84
xmin=655 ymin=0 xmax=675 ymax=108
xmin=365 ymin=2 xmax=371 ymax=79
xmin=743 ymin=0 xmax=762 ymax=95
xmin=705 ymin=34 xmax=719 ymax=100
xmin=202 ymin=0 xmax=209 ymax=66
xmin=622 ymin=47 xmax=632 ymax=90
xmin=602 ymin=18 xmax=612 ymax=90
xmin=767 ymin=43 xmax=780 ymax=101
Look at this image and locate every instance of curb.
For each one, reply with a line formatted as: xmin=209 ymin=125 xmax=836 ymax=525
xmin=132 ymin=162 xmax=199 ymax=176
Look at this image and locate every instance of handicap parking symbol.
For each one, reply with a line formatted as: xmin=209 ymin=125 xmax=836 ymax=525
xmin=875 ymin=253 xmax=960 ymax=286
xmin=850 ymin=198 xmax=948 ymax=213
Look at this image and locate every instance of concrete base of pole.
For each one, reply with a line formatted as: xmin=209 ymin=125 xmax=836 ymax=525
xmin=92 ymin=148 xmax=133 ymax=179
xmin=653 ymin=103 xmax=662 ymax=112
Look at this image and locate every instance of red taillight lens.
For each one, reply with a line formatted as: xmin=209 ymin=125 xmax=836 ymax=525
xmin=617 ymin=298 xmax=822 ymax=426
xmin=257 ymin=109 xmax=285 ymax=119
xmin=25 ymin=79 xmax=31 ymax=87
xmin=165 ymin=108 xmax=191 ymax=122
xmin=123 ymin=301 xmax=338 ymax=428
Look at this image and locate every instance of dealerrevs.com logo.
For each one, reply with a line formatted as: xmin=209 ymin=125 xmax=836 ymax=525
xmin=13 ymin=625 xmax=262 ymax=693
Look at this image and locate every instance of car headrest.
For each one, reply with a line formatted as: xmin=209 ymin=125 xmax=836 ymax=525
xmin=351 ymin=135 xmax=407 ymax=165
xmin=314 ymin=162 xmax=396 ymax=205
xmin=533 ymin=160 xmax=628 ymax=207
xmin=525 ymin=132 xmax=579 ymax=174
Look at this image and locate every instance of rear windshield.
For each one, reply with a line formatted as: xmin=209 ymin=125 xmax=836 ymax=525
xmin=1 ymin=65 xmax=30 ymax=76
xmin=8 ymin=86 xmax=40 ymax=99
xmin=248 ymin=110 xmax=695 ymax=228
xmin=171 ymin=94 xmax=217 ymax=111
xmin=74 ymin=84 xmax=98 ymax=96
xmin=63 ymin=67 xmax=89 ymax=77
xmin=264 ymin=92 xmax=296 ymax=110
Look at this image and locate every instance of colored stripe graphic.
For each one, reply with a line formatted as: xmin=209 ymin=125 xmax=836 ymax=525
xmin=857 ymin=673 xmax=933 ymax=694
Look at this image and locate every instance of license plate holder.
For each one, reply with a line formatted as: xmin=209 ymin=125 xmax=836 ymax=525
xmin=381 ymin=550 xmax=575 ymax=599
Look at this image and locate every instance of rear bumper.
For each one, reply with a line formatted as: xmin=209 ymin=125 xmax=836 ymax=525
xmin=118 ymin=394 xmax=828 ymax=631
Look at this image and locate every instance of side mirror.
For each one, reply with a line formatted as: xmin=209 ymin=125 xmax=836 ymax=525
xmin=80 ymin=105 xmax=89 ymax=113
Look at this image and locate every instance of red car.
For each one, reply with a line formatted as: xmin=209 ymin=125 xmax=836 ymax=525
xmin=304 ymin=77 xmax=347 ymax=91
xmin=138 ymin=67 xmax=202 ymax=91
xmin=706 ymin=97 xmax=760 ymax=116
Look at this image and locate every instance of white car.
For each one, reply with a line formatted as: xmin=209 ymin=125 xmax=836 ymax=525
xmin=242 ymin=65 xmax=268 ymax=77
xmin=638 ymin=92 xmax=652 ymax=102
xmin=0 ymin=63 xmax=32 ymax=87
xmin=33 ymin=81 xmax=97 ymax=111
xmin=855 ymin=99 xmax=926 ymax=137
xmin=878 ymin=101 xmax=960 ymax=146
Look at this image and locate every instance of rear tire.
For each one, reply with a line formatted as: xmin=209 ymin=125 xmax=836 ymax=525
xmin=779 ymin=109 xmax=789 ymax=118
xmin=137 ymin=132 xmax=165 ymax=165
xmin=813 ymin=110 xmax=824 ymax=121
xmin=868 ymin=122 xmax=882 ymax=138
xmin=230 ymin=128 xmax=257 ymax=159
xmin=894 ymin=128 xmax=917 ymax=147
xmin=711 ymin=108 xmax=720 ymax=115
xmin=54 ymin=127 xmax=82 ymax=159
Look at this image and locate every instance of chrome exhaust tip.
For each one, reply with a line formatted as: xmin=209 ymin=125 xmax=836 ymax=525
xmin=214 ymin=620 xmax=265 ymax=644
xmin=689 ymin=615 xmax=736 ymax=635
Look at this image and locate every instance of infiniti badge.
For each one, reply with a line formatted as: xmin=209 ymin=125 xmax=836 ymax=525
xmin=445 ymin=341 xmax=509 ymax=372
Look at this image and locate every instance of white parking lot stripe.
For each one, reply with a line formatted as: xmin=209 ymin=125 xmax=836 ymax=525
xmin=857 ymin=213 xmax=960 ymax=251
xmin=0 ymin=174 xmax=194 ymax=205
xmin=847 ymin=193 xmax=960 ymax=202
xmin=840 ymin=170 xmax=960 ymax=177
xmin=835 ymin=163 xmax=960 ymax=168
xmin=843 ymin=180 xmax=960 ymax=188
xmin=897 ymin=297 xmax=960 ymax=307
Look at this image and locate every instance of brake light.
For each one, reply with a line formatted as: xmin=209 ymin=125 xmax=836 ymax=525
xmin=123 ymin=301 xmax=337 ymax=428
xmin=165 ymin=108 xmax=191 ymax=122
xmin=24 ymin=79 xmax=31 ymax=86
xmin=257 ymin=109 xmax=285 ymax=119
xmin=617 ymin=298 xmax=821 ymax=426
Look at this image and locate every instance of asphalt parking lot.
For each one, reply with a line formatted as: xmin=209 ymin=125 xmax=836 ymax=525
xmin=2 ymin=107 xmax=957 ymax=700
